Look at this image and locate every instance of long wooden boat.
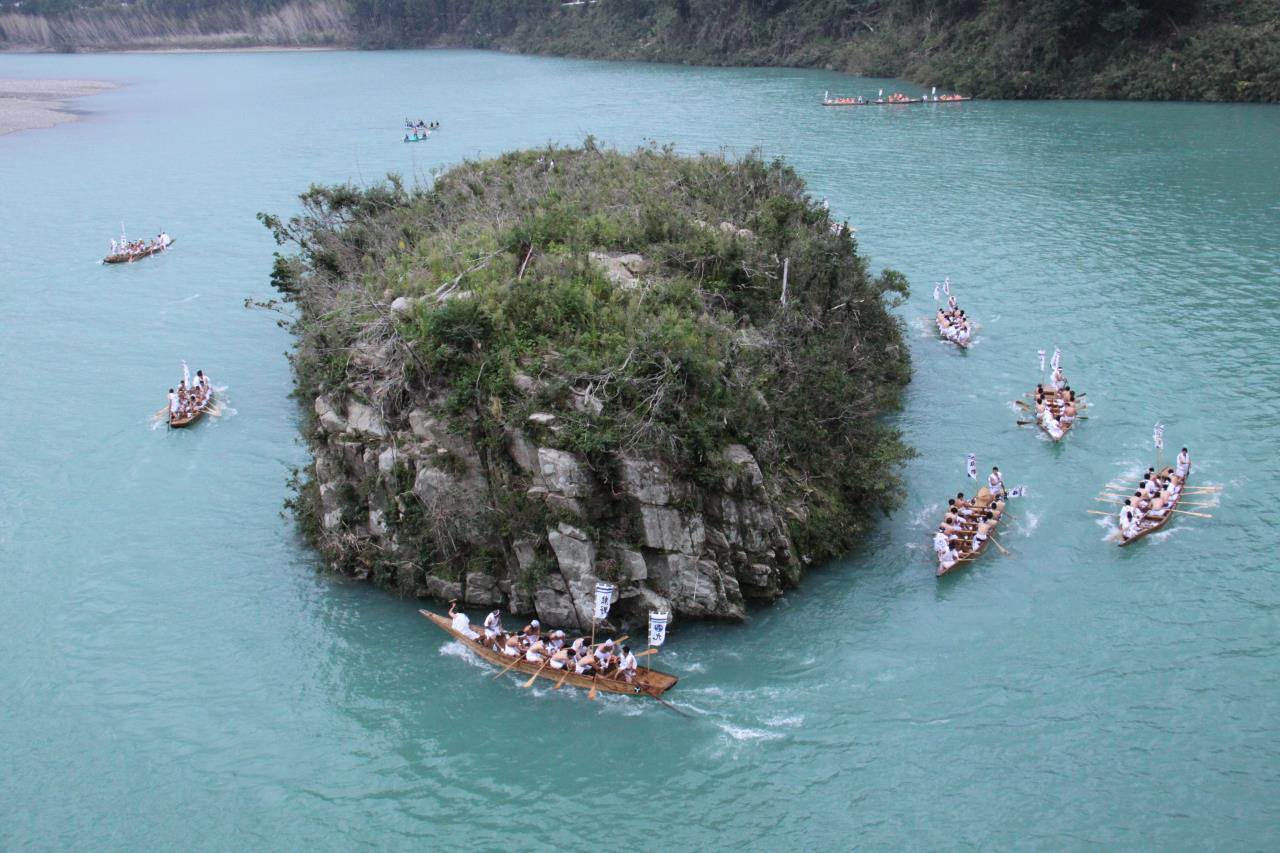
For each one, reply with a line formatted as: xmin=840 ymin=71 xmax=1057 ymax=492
xmin=104 ymin=239 xmax=174 ymax=264
xmin=936 ymin=313 xmax=971 ymax=348
xmin=936 ymin=488 xmax=1001 ymax=577
xmin=169 ymin=394 xmax=214 ymax=428
xmin=421 ymin=610 xmax=678 ymax=698
xmin=1025 ymin=389 xmax=1082 ymax=442
xmin=1119 ymin=465 xmax=1188 ymax=546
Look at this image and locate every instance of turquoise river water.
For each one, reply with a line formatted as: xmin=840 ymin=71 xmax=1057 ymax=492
xmin=1 ymin=50 xmax=1278 ymax=850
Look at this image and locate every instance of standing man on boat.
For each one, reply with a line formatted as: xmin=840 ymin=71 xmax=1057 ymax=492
xmin=1176 ymin=447 xmax=1190 ymax=479
xmin=987 ymin=467 xmax=1005 ymax=498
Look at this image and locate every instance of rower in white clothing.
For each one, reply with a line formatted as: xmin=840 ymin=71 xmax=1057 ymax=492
xmin=987 ymin=467 xmax=1005 ymax=498
xmin=1050 ymin=365 xmax=1066 ymax=391
xmin=616 ymin=645 xmax=638 ymax=682
xmin=447 ymin=600 xmax=479 ymax=640
xmin=933 ymin=527 xmax=950 ymax=556
xmin=1175 ymin=447 xmax=1190 ymax=479
xmin=168 ymin=388 xmax=179 ymax=418
xmin=1119 ymin=500 xmax=1141 ymax=539
xmin=483 ymin=609 xmax=503 ymax=643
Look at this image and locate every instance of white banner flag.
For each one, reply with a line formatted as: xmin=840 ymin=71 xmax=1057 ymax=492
xmin=966 ymin=453 xmax=977 ymax=481
xmin=1153 ymin=422 xmax=1165 ymax=450
xmin=1037 ymin=349 xmax=1046 ymax=372
xmin=942 ymin=277 xmax=951 ymax=296
xmin=933 ymin=283 xmax=940 ymax=302
xmin=1050 ymin=348 xmax=1061 ymax=373
xmin=648 ymin=611 xmax=670 ymax=647
xmin=593 ymin=582 xmax=615 ymax=621
xmin=1008 ymin=485 xmax=1027 ymax=498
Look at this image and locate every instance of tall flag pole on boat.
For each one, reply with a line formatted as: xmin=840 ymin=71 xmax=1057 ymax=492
xmin=1038 ymin=349 xmax=1046 ymax=377
xmin=942 ymin=277 xmax=951 ymax=296
xmin=966 ymin=453 xmax=978 ymax=481
xmin=1153 ymin=422 xmax=1165 ymax=468
xmin=1050 ymin=347 xmax=1061 ymax=375
xmin=933 ymin=283 xmax=941 ymax=302
xmin=647 ymin=610 xmax=669 ymax=673
xmin=590 ymin=581 xmax=615 ymax=652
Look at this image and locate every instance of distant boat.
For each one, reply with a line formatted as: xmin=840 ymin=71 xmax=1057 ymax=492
xmin=822 ymin=89 xmax=971 ymax=107
xmin=104 ymin=236 xmax=174 ymax=264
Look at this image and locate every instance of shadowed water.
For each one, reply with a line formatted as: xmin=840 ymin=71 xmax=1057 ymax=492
xmin=1 ymin=50 xmax=1277 ymax=849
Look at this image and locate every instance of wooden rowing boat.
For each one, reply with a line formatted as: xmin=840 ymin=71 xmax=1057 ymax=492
xmin=421 ymin=610 xmax=678 ymax=698
xmin=169 ymin=394 xmax=214 ymax=428
xmin=936 ymin=488 xmax=1001 ymax=576
xmin=936 ymin=313 xmax=971 ymax=348
xmin=1026 ymin=389 xmax=1081 ymax=442
xmin=104 ymin=239 xmax=174 ymax=264
xmin=1119 ymin=465 xmax=1188 ymax=546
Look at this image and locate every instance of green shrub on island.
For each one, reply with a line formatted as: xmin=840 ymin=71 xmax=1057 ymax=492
xmin=265 ymin=142 xmax=912 ymax=621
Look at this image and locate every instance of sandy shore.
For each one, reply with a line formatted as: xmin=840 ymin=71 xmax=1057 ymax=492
xmin=0 ymin=79 xmax=118 ymax=136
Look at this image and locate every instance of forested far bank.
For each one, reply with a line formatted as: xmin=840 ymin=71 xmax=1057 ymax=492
xmin=2 ymin=0 xmax=1276 ymax=103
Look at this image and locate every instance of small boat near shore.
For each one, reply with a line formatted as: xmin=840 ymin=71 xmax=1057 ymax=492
xmin=822 ymin=89 xmax=971 ymax=107
xmin=935 ymin=486 xmax=1005 ymax=577
xmin=421 ymin=610 xmax=679 ymax=699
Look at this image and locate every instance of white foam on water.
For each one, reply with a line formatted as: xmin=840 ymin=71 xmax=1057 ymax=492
xmin=438 ymin=640 xmax=489 ymax=671
xmin=764 ymin=714 xmax=804 ymax=728
xmin=926 ymin=718 xmax=952 ymax=726
xmin=166 ymin=293 xmax=200 ymax=305
xmin=716 ymin=722 xmax=784 ymax=742
xmin=681 ymin=661 xmax=706 ymax=674
xmin=1020 ymin=512 xmax=1040 ymax=537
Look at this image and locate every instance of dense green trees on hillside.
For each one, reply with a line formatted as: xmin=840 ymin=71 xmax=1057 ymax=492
xmin=4 ymin=0 xmax=1276 ymax=101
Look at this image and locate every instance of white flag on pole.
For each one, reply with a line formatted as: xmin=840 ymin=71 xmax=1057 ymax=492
xmin=1050 ymin=348 xmax=1061 ymax=373
xmin=1008 ymin=485 xmax=1027 ymax=498
xmin=1153 ymin=422 xmax=1165 ymax=450
xmin=933 ymin=283 xmax=940 ymax=302
xmin=1037 ymin=349 xmax=1046 ymax=372
xmin=648 ymin=611 xmax=670 ymax=647
xmin=966 ymin=453 xmax=977 ymax=481
xmin=942 ymin=277 xmax=951 ymax=296
xmin=593 ymin=582 xmax=616 ymax=620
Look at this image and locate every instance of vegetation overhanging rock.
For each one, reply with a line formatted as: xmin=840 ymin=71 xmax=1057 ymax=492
xmin=262 ymin=141 xmax=913 ymax=628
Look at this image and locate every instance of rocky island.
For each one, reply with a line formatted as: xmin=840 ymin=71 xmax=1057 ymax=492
xmin=263 ymin=143 xmax=912 ymax=629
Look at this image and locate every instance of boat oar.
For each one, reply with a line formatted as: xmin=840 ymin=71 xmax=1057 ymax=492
xmin=1087 ymin=509 xmax=1115 ymax=517
xmin=1170 ymin=508 xmax=1212 ymax=518
xmin=492 ymin=654 xmax=526 ymax=679
xmin=587 ymin=675 xmax=600 ymax=701
xmin=553 ymin=669 xmax=572 ymax=690
xmin=521 ymin=661 xmax=550 ymax=688
xmin=987 ymin=533 xmax=1010 ymax=556
xmin=652 ymin=695 xmax=693 ymax=718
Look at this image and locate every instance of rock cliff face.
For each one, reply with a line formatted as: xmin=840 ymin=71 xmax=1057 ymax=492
xmin=267 ymin=144 xmax=912 ymax=630
xmin=306 ymin=387 xmax=803 ymax=626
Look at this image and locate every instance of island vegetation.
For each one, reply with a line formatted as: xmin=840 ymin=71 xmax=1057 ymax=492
xmin=261 ymin=143 xmax=913 ymax=627
xmin=2 ymin=0 xmax=1275 ymax=103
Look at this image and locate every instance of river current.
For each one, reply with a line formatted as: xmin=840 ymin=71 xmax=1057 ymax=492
xmin=1 ymin=50 xmax=1277 ymax=849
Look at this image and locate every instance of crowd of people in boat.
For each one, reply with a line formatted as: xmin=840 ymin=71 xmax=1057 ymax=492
xmin=403 ymin=119 xmax=439 ymax=141
xmin=109 ymin=231 xmax=170 ymax=259
xmin=937 ymin=292 xmax=972 ymax=345
xmin=1118 ymin=449 xmax=1190 ymax=540
xmin=1032 ymin=373 xmax=1081 ymax=439
xmin=448 ymin=602 xmax=642 ymax=683
xmin=167 ymin=368 xmax=212 ymax=421
xmin=933 ymin=471 xmax=1007 ymax=573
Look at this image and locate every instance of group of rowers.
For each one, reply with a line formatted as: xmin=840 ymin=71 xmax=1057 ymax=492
xmin=448 ymin=601 xmax=642 ymax=682
xmin=1032 ymin=373 xmax=1081 ymax=439
xmin=1118 ymin=449 xmax=1191 ymax=540
xmin=936 ymin=293 xmax=972 ymax=345
xmin=933 ymin=468 xmax=1008 ymax=573
xmin=167 ymin=369 xmax=212 ymax=421
xmin=403 ymin=119 xmax=439 ymax=141
xmin=109 ymin=231 xmax=170 ymax=258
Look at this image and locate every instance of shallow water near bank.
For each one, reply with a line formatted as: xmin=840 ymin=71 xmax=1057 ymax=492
xmin=1 ymin=50 xmax=1278 ymax=849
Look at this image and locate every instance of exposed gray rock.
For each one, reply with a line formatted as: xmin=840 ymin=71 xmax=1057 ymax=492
xmin=617 ymin=455 xmax=680 ymax=505
xmin=639 ymin=505 xmax=705 ymax=554
xmin=314 ymin=396 xmax=347 ymax=434
xmin=345 ymin=401 xmax=387 ymax=439
xmin=537 ymin=448 xmax=592 ymax=498
xmin=390 ymin=295 xmax=418 ymax=316
xmin=464 ymin=572 xmax=503 ymax=606
xmin=377 ymin=447 xmax=404 ymax=474
xmin=424 ymin=576 xmax=462 ymax=602
xmin=588 ymin=251 xmax=649 ymax=290
xmin=505 ymin=427 xmax=540 ymax=476
xmin=528 ymin=412 xmax=557 ymax=427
